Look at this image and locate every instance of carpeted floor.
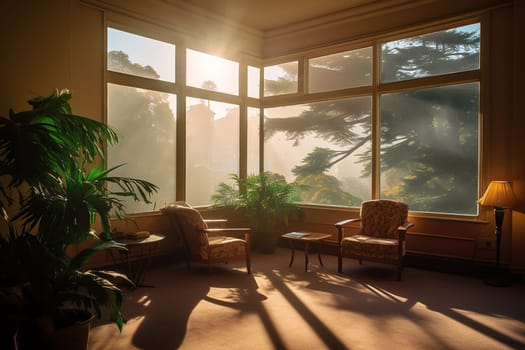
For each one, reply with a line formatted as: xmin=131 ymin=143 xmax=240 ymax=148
xmin=88 ymin=248 xmax=525 ymax=350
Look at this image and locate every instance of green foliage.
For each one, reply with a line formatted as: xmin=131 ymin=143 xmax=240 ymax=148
xmin=212 ymin=172 xmax=301 ymax=234
xmin=294 ymin=173 xmax=362 ymax=206
xmin=108 ymin=50 xmax=160 ymax=79
xmin=0 ymin=231 xmax=131 ymax=331
xmin=0 ymin=89 xmax=158 ymax=333
xmin=0 ymin=90 xmax=118 ymax=194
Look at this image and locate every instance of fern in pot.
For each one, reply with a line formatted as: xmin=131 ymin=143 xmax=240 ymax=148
xmin=212 ymin=172 xmax=301 ymax=253
xmin=0 ymin=90 xmax=157 ymax=349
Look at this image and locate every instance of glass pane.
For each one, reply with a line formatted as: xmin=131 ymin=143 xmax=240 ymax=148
xmin=247 ymin=107 xmax=260 ymax=175
xmin=186 ymin=49 xmax=239 ymax=95
xmin=309 ymin=47 xmax=372 ymax=93
xmin=381 ymin=23 xmax=480 ymax=83
xmin=264 ymin=61 xmax=298 ymax=96
xmin=186 ymin=97 xmax=239 ymax=206
xmin=107 ymin=28 xmax=175 ymax=82
xmin=380 ymin=83 xmax=479 ymax=215
xmin=264 ymin=97 xmax=372 ymax=206
xmin=107 ymin=83 xmax=177 ymax=213
xmin=248 ymin=66 xmax=260 ymax=98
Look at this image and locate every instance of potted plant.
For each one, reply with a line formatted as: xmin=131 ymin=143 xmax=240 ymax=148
xmin=212 ymin=172 xmax=301 ymax=253
xmin=0 ymin=89 xmax=158 ymax=349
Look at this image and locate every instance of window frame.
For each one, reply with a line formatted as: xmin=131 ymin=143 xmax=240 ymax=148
xmin=104 ymin=18 xmax=262 ymax=211
xmin=261 ymin=16 xmax=485 ymax=219
xmin=104 ymin=14 xmax=487 ymax=220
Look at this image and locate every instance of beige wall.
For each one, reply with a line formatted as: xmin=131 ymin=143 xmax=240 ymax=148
xmin=510 ymin=0 xmax=525 ymax=271
xmin=0 ymin=0 xmax=103 ymax=120
xmin=1 ymin=0 xmax=523 ymax=270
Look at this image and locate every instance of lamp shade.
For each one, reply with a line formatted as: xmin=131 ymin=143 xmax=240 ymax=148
xmin=478 ymin=181 xmax=517 ymax=208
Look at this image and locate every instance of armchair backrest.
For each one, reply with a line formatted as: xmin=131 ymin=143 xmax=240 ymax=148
xmin=162 ymin=204 xmax=209 ymax=259
xmin=360 ymin=199 xmax=409 ymax=238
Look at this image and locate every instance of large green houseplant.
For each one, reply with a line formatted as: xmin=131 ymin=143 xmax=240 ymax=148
xmin=212 ymin=172 xmax=301 ymax=253
xmin=0 ymin=89 xmax=157 ymax=349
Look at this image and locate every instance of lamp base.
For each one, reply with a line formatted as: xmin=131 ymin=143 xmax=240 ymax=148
xmin=484 ymin=267 xmax=513 ymax=287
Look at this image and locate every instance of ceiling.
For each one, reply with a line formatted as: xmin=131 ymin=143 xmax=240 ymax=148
xmin=175 ymin=0 xmax=380 ymax=32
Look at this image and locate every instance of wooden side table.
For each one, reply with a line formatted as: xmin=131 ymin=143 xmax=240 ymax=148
xmin=281 ymin=232 xmax=332 ymax=272
xmin=111 ymin=233 xmax=166 ymax=287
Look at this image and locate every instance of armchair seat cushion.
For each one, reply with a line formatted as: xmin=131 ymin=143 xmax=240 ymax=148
xmin=341 ymin=235 xmax=403 ymax=262
xmin=207 ymin=236 xmax=247 ymax=260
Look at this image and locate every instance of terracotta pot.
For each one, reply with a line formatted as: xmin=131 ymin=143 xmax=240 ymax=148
xmin=257 ymin=231 xmax=280 ymax=254
xmin=15 ymin=310 xmax=94 ymax=350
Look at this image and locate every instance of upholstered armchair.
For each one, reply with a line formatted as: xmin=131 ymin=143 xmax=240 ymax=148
xmin=336 ymin=199 xmax=414 ymax=280
xmin=161 ymin=204 xmax=251 ymax=274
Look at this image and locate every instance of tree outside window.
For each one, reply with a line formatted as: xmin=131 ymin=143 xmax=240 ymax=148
xmin=263 ymin=23 xmax=480 ymax=214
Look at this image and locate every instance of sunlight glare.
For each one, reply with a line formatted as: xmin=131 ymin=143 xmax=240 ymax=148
xmin=186 ymin=48 xmax=239 ymax=95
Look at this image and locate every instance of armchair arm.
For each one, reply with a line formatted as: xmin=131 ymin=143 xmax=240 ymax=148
xmin=203 ymin=219 xmax=228 ymax=228
xmin=396 ymin=221 xmax=414 ymax=242
xmin=204 ymin=228 xmax=251 ymax=242
xmin=398 ymin=222 xmax=414 ymax=231
xmin=335 ymin=217 xmax=361 ymax=243
xmin=335 ymin=217 xmax=361 ymax=228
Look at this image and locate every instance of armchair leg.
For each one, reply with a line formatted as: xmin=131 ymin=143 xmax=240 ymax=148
xmin=397 ymin=256 xmax=404 ymax=281
xmin=397 ymin=264 xmax=403 ymax=281
xmin=246 ymin=244 xmax=251 ymax=274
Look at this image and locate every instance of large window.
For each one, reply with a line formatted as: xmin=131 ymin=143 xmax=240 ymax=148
xmin=106 ymin=20 xmax=481 ymax=216
xmin=107 ymin=28 xmax=177 ymax=212
xmin=106 ymin=27 xmax=255 ymax=212
xmin=379 ymin=23 xmax=480 ymax=214
xmin=263 ymin=22 xmax=481 ymax=215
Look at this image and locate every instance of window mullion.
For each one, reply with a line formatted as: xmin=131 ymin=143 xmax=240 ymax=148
xmin=176 ymin=43 xmax=186 ymax=200
xmin=239 ymin=63 xmax=248 ymax=180
xmin=372 ymin=42 xmax=381 ymax=199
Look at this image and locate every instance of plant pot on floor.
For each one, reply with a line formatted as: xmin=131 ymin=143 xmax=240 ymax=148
xmin=15 ymin=310 xmax=95 ymax=350
xmin=256 ymin=231 xmax=280 ymax=254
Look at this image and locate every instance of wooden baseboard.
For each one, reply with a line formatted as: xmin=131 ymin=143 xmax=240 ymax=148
xmin=282 ymin=239 xmax=523 ymax=280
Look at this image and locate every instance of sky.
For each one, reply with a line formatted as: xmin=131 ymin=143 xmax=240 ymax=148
xmin=107 ymin=28 xmax=175 ymax=82
xmin=107 ymin=27 xmax=259 ymax=97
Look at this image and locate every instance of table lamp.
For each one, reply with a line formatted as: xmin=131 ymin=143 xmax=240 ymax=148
xmin=477 ymin=180 xmax=517 ymax=286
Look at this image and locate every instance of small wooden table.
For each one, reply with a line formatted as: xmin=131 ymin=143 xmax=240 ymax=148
xmin=281 ymin=232 xmax=332 ymax=272
xmin=111 ymin=233 xmax=166 ymax=287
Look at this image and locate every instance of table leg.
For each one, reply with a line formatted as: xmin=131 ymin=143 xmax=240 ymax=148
xmin=304 ymin=241 xmax=310 ymax=272
xmin=318 ymin=241 xmax=324 ymax=267
xmin=288 ymin=239 xmax=295 ymax=268
xmin=133 ymin=243 xmax=158 ymax=288
xmin=108 ymin=249 xmax=135 ymax=288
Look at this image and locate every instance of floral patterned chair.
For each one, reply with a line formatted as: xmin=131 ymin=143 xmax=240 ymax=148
xmin=336 ymin=199 xmax=414 ymax=280
xmin=161 ymin=204 xmax=251 ymax=274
